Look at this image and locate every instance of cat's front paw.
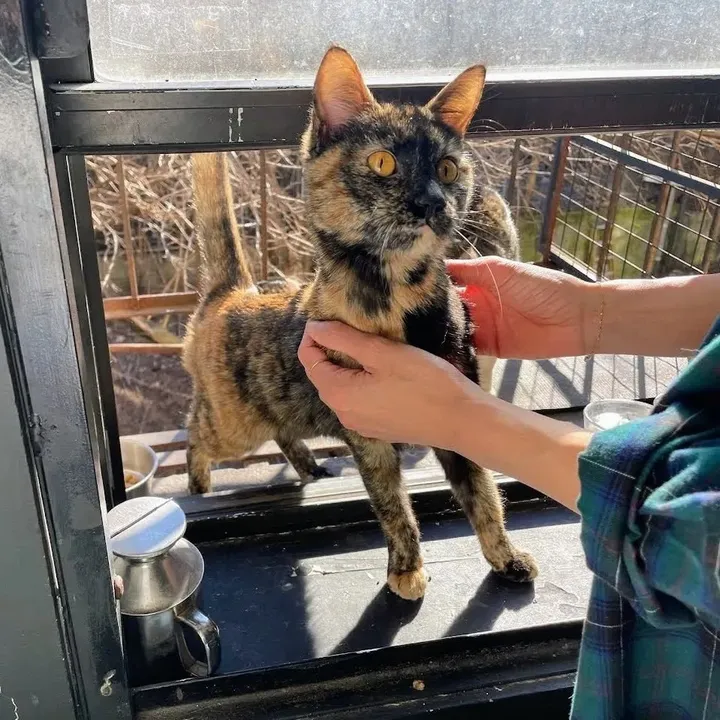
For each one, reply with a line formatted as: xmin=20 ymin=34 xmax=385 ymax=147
xmin=305 ymin=465 xmax=333 ymax=481
xmin=188 ymin=477 xmax=211 ymax=494
xmin=496 ymin=550 xmax=538 ymax=583
xmin=387 ymin=568 xmax=428 ymax=601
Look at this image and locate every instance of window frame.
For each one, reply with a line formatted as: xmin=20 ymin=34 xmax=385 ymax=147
xmin=50 ymin=75 xmax=720 ymax=153
xmin=3 ymin=0 xmax=718 ymax=717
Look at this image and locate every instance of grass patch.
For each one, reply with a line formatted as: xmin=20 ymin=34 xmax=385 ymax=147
xmin=551 ymin=205 xmax=712 ymax=278
xmin=517 ymin=210 xmax=544 ymax=263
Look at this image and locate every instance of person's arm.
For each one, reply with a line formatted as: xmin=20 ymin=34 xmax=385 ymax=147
xmin=583 ymin=273 xmax=720 ymax=358
xmin=449 ymin=384 xmax=590 ymax=512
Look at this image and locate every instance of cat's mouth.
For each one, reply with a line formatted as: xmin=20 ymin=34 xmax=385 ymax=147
xmin=403 ymin=211 xmax=451 ymax=233
xmin=391 ymin=218 xmax=451 ymax=251
xmin=422 ymin=213 xmax=452 ymax=238
xmin=368 ymin=214 xmax=452 ymax=255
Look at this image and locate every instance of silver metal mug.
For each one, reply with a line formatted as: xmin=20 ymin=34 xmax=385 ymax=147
xmin=108 ymin=497 xmax=221 ymax=684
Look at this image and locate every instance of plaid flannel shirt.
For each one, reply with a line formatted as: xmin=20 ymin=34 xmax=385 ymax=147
xmin=572 ymin=317 xmax=720 ymax=719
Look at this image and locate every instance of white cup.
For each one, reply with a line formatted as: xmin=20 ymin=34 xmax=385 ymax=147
xmin=583 ymin=399 xmax=652 ymax=432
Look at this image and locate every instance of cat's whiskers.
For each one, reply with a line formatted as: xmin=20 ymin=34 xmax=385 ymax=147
xmin=368 ymin=210 xmax=394 ymax=254
xmin=453 ymin=227 xmax=504 ymax=322
xmin=460 ymin=217 xmax=495 ymax=230
xmin=479 ymin=257 xmax=504 ymax=321
xmin=462 ymin=208 xmax=495 ymax=215
xmin=377 ymin=224 xmax=394 ymax=276
xmin=380 ymin=225 xmax=392 ymax=257
xmin=461 ymin=213 xmax=495 ymax=224
xmin=454 ymin=227 xmax=482 ymax=259
xmin=379 ymin=221 xmax=440 ymax=285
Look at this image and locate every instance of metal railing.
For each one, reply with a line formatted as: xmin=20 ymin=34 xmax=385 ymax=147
xmin=542 ymin=130 xmax=720 ymax=280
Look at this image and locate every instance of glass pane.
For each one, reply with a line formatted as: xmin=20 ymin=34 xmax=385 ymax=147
xmin=87 ymin=0 xmax=720 ymax=83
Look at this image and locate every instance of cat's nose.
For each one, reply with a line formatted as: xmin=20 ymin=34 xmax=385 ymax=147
xmin=409 ymin=182 xmax=446 ymax=220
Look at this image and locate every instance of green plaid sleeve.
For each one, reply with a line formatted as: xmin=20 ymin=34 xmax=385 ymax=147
xmin=571 ymin=317 xmax=720 ymax=719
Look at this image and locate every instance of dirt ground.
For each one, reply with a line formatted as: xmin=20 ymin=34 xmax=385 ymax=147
xmin=108 ymin=320 xmax=192 ymax=436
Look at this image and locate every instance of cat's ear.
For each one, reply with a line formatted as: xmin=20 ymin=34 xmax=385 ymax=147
xmin=313 ymin=46 xmax=375 ymax=132
xmin=426 ymin=65 xmax=486 ymax=136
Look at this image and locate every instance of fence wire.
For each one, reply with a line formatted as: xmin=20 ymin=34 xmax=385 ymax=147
xmin=548 ymin=130 xmax=720 ymax=279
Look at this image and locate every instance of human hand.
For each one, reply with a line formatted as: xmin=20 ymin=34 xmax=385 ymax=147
xmin=298 ymin=321 xmax=474 ymax=448
xmin=447 ymin=257 xmax=597 ymax=359
xmin=298 ymin=319 xmax=590 ymax=512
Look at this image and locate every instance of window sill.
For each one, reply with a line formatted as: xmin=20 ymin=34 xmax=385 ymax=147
xmin=131 ymin=477 xmax=588 ymax=718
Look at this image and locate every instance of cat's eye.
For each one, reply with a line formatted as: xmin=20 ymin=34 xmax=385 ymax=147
xmin=437 ymin=157 xmax=459 ymax=184
xmin=367 ymin=151 xmax=397 ymax=177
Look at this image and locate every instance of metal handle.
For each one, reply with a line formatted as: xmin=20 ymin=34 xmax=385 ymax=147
xmin=174 ymin=602 xmax=221 ymax=677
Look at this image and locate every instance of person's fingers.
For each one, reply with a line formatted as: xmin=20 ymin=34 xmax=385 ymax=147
xmin=446 ymin=258 xmax=493 ymax=287
xmin=298 ymin=327 xmax=366 ymax=407
xmin=448 ymin=257 xmax=518 ymax=313
xmin=297 ymin=327 xmax=329 ymax=372
xmin=303 ymin=321 xmax=392 ymax=370
xmin=308 ymin=357 xmax=360 ymax=399
xmin=298 ymin=327 xmax=355 ymax=381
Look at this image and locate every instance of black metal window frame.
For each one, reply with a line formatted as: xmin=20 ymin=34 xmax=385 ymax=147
xmin=38 ymin=0 xmax=720 ymax=154
xmin=48 ymin=74 xmax=720 ymax=154
xmin=1 ymin=0 xmax=718 ymax=717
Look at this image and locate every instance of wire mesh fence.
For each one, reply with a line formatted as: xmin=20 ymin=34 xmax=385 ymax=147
xmin=87 ymin=138 xmax=558 ymax=309
xmin=546 ymin=130 xmax=720 ymax=280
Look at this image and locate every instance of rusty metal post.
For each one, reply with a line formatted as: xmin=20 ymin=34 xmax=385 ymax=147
xmin=540 ymin=137 xmax=570 ymax=264
xmin=596 ymin=135 xmax=631 ymax=279
xmin=259 ymin=150 xmax=269 ymax=281
xmin=701 ymin=203 xmax=720 ymax=273
xmin=523 ymin=151 xmax=540 ymax=208
xmin=642 ymin=132 xmax=682 ymax=276
xmin=506 ymin=138 xmax=522 ymax=221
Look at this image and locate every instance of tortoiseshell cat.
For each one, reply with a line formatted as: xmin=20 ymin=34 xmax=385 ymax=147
xmin=183 ymin=47 xmax=537 ymax=600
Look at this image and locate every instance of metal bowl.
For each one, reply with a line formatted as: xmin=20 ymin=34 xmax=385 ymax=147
xmin=120 ymin=438 xmax=159 ymax=498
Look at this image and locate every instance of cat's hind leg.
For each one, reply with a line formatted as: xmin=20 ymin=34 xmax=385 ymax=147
xmin=187 ymin=441 xmax=213 ymax=495
xmin=276 ymin=436 xmax=332 ymax=482
xmin=186 ymin=394 xmax=215 ymax=494
xmin=187 ymin=431 xmax=263 ymax=494
xmin=434 ymin=449 xmax=538 ymax=582
xmin=345 ymin=432 xmax=426 ymax=601
xmin=186 ymin=392 xmax=227 ymax=495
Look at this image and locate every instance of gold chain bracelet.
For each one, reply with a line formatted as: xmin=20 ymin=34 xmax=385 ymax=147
xmin=585 ymin=288 xmax=606 ymax=360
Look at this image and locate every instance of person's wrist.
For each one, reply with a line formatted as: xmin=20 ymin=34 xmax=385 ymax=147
xmin=448 ymin=385 xmax=590 ymax=512
xmin=441 ymin=377 xmax=489 ymax=455
xmin=449 ymin=388 xmax=544 ymax=481
xmin=447 ymin=382 xmax=517 ymax=469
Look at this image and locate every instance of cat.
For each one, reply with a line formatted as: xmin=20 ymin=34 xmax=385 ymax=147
xmin=183 ymin=47 xmax=538 ymax=600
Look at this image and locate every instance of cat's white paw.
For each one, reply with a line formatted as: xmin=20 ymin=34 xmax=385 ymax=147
xmin=388 ymin=568 xmax=428 ymax=601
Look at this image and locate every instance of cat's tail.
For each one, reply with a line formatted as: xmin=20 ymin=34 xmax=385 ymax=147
xmin=191 ymin=152 xmax=255 ymax=294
